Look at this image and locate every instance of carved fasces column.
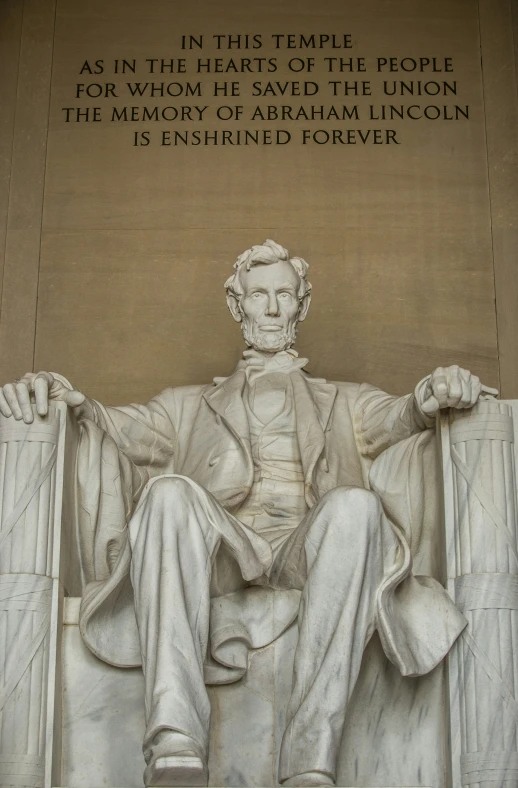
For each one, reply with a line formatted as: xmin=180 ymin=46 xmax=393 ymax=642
xmin=440 ymin=400 xmax=518 ymax=788
xmin=0 ymin=403 xmax=70 ymax=788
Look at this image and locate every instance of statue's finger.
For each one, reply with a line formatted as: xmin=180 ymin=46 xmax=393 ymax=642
xmin=420 ymin=395 xmax=440 ymax=415
xmin=34 ymin=371 xmax=55 ymax=392
xmin=445 ymin=372 xmax=463 ymax=407
xmin=421 ymin=378 xmax=433 ymax=401
xmin=459 ymin=377 xmax=472 ymax=408
xmin=3 ymin=384 xmax=24 ymax=420
xmin=63 ymin=390 xmax=85 ymax=408
xmin=18 ymin=373 xmax=37 ymax=391
xmin=467 ymin=377 xmax=481 ymax=406
xmin=0 ymin=390 xmax=12 ymax=418
xmin=481 ymin=384 xmax=499 ymax=397
xmin=431 ymin=370 xmax=449 ymax=401
xmin=16 ymin=383 xmax=33 ymax=423
xmin=34 ymin=376 xmax=49 ymax=416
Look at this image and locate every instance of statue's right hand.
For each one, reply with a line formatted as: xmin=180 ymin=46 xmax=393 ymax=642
xmin=0 ymin=372 xmax=85 ymax=423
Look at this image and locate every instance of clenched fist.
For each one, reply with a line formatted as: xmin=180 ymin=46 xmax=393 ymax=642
xmin=418 ymin=365 xmax=498 ymax=416
xmin=0 ymin=372 xmax=85 ymax=424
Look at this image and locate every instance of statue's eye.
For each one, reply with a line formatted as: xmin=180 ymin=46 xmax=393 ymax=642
xmin=279 ymin=292 xmax=291 ymax=299
xmin=251 ymin=292 xmax=263 ymax=299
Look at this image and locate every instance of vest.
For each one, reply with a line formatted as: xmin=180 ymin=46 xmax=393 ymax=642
xmin=236 ymin=373 xmax=309 ymax=556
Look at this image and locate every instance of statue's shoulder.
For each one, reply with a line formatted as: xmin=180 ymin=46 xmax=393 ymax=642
xmin=327 ymin=379 xmax=361 ymax=391
xmin=306 ymin=375 xmax=361 ymax=397
xmin=152 ymin=382 xmax=213 ymax=408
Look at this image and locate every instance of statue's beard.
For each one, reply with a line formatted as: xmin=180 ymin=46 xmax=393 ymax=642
xmin=241 ymin=319 xmax=298 ymax=353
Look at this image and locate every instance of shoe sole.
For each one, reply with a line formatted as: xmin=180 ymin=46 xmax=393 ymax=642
xmin=146 ymin=755 xmax=208 ymax=787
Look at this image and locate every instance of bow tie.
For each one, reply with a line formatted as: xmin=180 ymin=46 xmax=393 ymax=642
xmin=237 ymin=349 xmax=309 ymax=382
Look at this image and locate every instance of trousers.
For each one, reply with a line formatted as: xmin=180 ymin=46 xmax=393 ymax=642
xmin=128 ymin=474 xmax=398 ymax=783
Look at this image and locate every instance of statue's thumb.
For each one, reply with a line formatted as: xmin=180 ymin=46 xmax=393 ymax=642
xmin=62 ymin=390 xmax=86 ymax=408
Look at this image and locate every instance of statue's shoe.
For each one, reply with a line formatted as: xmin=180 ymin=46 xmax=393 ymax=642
xmin=282 ymin=771 xmax=334 ymax=787
xmin=143 ymin=731 xmax=208 ymax=787
xmin=144 ymin=753 xmax=208 ymax=787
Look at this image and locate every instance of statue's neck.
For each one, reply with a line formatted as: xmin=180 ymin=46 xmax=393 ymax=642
xmin=244 ymin=347 xmax=297 ymax=360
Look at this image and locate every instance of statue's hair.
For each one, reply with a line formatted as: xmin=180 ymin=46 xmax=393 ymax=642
xmin=224 ymin=239 xmax=311 ymax=301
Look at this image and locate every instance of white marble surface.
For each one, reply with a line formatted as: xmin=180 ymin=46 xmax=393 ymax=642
xmin=62 ymin=616 xmax=146 ymax=788
xmin=62 ymin=599 xmax=442 ymax=788
xmin=441 ymin=401 xmax=518 ymax=788
xmin=0 ymin=242 xmax=502 ymax=788
xmin=338 ymin=636 xmax=444 ymax=787
xmin=0 ymin=403 xmax=70 ymax=788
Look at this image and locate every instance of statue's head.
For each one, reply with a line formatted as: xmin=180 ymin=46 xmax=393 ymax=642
xmin=225 ymin=240 xmax=312 ymax=353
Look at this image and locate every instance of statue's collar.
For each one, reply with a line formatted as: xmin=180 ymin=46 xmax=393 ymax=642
xmin=235 ymin=348 xmax=309 ymax=380
xmin=212 ymin=349 xmax=325 ymax=386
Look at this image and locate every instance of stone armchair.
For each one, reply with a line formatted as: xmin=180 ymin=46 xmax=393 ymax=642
xmin=0 ymin=400 xmax=517 ymax=788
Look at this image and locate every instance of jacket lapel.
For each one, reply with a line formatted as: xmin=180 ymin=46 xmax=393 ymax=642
xmin=203 ymin=369 xmax=252 ymax=459
xmin=291 ymin=373 xmax=337 ymax=503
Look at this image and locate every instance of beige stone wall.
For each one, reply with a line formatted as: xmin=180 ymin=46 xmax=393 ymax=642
xmin=1 ymin=0 xmax=517 ymax=404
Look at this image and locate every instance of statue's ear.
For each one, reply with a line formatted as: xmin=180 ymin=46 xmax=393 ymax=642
xmin=226 ymin=292 xmax=242 ymax=323
xmin=297 ymin=291 xmax=312 ymax=322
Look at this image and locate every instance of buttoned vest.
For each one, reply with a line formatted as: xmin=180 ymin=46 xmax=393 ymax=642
xmin=236 ymin=374 xmax=309 ymax=554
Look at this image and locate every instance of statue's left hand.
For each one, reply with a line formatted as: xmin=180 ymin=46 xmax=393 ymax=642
xmin=418 ymin=365 xmax=499 ymax=416
xmin=0 ymin=372 xmax=85 ymax=424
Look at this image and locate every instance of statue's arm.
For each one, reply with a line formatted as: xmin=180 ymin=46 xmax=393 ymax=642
xmin=0 ymin=371 xmax=177 ymax=471
xmin=355 ymin=365 xmax=497 ymax=459
xmin=354 ymin=380 xmax=433 ymax=459
xmin=74 ymin=395 xmax=177 ymax=471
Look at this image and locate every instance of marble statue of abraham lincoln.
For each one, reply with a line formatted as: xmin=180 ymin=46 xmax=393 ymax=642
xmin=0 ymin=240 xmax=495 ymax=787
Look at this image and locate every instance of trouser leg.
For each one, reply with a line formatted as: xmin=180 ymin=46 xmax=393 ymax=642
xmin=271 ymin=486 xmax=397 ymax=784
xmin=128 ymin=475 xmax=224 ymax=763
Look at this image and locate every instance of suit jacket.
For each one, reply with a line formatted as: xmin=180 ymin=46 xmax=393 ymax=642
xmin=75 ymin=368 xmax=431 ymax=506
xmin=71 ymin=367 xmax=466 ymax=678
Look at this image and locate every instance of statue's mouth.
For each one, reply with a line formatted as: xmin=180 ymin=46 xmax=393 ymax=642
xmin=259 ymin=325 xmax=283 ymax=332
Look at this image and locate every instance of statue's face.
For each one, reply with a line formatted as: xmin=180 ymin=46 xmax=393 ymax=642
xmin=238 ymin=260 xmax=302 ymax=353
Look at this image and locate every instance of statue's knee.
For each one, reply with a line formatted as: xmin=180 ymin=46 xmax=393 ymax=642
xmin=322 ymin=485 xmax=380 ymax=516
xmin=136 ymin=477 xmax=200 ymax=539
xmin=317 ymin=486 xmax=381 ymax=547
xmin=143 ymin=475 xmax=194 ymax=507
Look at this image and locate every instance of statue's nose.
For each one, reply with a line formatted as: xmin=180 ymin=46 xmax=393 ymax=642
xmin=266 ymin=294 xmax=280 ymax=315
